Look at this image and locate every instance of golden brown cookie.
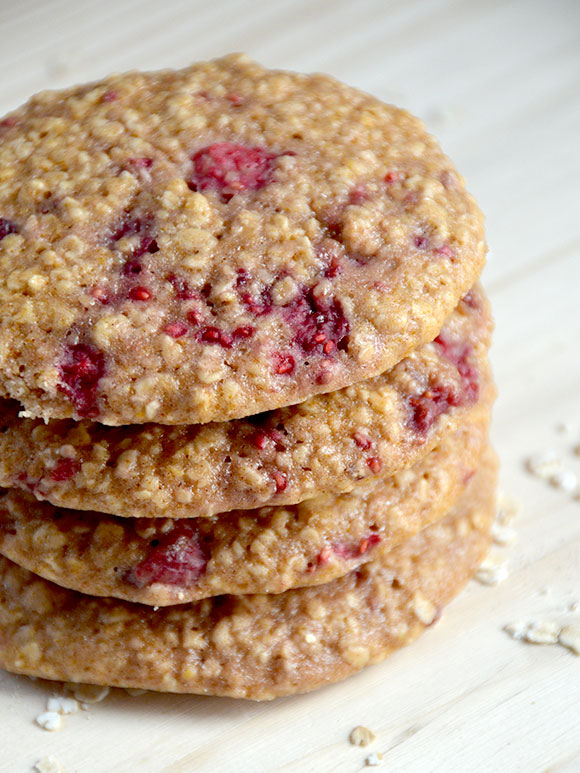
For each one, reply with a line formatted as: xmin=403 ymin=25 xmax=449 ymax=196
xmin=0 ymin=54 xmax=485 ymax=425
xmin=0 ymin=286 xmax=492 ymax=519
xmin=0 ymin=403 xmax=490 ymax=604
xmin=0 ymin=455 xmax=496 ymax=699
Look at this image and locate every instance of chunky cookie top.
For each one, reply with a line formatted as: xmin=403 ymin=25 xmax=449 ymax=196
xmin=0 ymin=54 xmax=485 ymax=424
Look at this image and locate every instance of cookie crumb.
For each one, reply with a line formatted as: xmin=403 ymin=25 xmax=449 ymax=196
xmin=349 ymin=725 xmax=376 ymax=747
xmin=365 ymin=751 xmax=383 ymax=767
xmin=491 ymin=522 xmax=517 ymax=546
xmin=525 ymin=451 xmax=561 ymax=479
xmin=33 ymin=756 xmax=66 ymax=773
xmin=559 ymin=623 xmax=580 ymax=655
xmin=496 ymin=494 xmax=520 ymax=526
xmin=35 ymin=711 xmax=62 ymax=732
xmin=71 ymin=684 xmax=109 ymax=703
xmin=475 ymin=556 xmax=509 ymax=586
xmin=573 ymin=444 xmax=580 ymax=457
xmin=47 ymin=696 xmax=79 ymax=715
xmin=549 ymin=469 xmax=578 ymax=493
xmin=505 ymin=620 xmax=560 ymax=644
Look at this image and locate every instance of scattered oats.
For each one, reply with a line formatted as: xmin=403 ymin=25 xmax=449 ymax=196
xmin=71 ymin=684 xmax=109 ymax=703
xmin=573 ymin=443 xmax=580 ymax=457
xmin=18 ymin=409 xmax=35 ymax=419
xmin=125 ymin=687 xmax=148 ymax=697
xmin=525 ymin=451 xmax=561 ymax=479
xmin=35 ymin=711 xmax=62 ymax=732
xmin=559 ymin=623 xmax=580 ymax=655
xmin=496 ymin=494 xmax=520 ymax=526
xmin=504 ymin=621 xmax=528 ymax=641
xmin=555 ymin=422 xmax=574 ymax=435
xmin=475 ymin=556 xmax=509 ymax=586
xmin=550 ymin=469 xmax=578 ymax=493
xmin=491 ymin=522 xmax=517 ymax=546
xmin=525 ymin=621 xmax=561 ymax=644
xmin=33 ymin=756 xmax=66 ymax=773
xmin=365 ymin=752 xmax=383 ymax=767
xmin=349 ymin=725 xmax=376 ymax=747
xmin=47 ymin=696 xmax=79 ymax=715
xmin=505 ymin=620 xmax=560 ymax=644
xmin=568 ymin=600 xmax=579 ymax=612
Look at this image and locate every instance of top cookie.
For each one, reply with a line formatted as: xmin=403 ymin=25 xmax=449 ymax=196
xmin=0 ymin=54 xmax=485 ymax=425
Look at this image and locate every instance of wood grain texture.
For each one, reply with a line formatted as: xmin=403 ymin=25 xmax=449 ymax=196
xmin=1 ymin=0 xmax=579 ymax=770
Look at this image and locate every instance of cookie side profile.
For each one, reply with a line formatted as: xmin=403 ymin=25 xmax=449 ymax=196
xmin=0 ymin=456 xmax=496 ymax=700
xmin=0 ymin=407 xmax=490 ymax=604
xmin=0 ymin=54 xmax=485 ymax=425
xmin=0 ymin=286 xmax=492 ymax=518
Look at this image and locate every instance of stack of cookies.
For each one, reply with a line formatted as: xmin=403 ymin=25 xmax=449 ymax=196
xmin=0 ymin=55 xmax=495 ymax=700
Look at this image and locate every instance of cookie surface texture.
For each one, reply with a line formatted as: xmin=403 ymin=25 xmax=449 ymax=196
xmin=0 ymin=54 xmax=485 ymax=425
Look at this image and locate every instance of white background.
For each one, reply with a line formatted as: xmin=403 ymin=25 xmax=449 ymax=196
xmin=0 ymin=0 xmax=579 ymax=770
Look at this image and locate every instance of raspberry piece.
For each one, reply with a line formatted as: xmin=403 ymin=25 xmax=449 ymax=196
xmin=90 ymin=286 xmax=111 ymax=304
xmin=286 ymin=287 xmax=350 ymax=356
xmin=272 ymin=470 xmax=287 ymax=493
xmin=434 ymin=333 xmax=479 ymax=403
xmin=407 ymin=333 xmax=478 ymax=434
xmin=0 ymin=218 xmax=17 ymax=241
xmin=127 ymin=286 xmax=152 ymax=301
xmin=353 ymin=431 xmax=372 ymax=450
xmin=232 ymin=325 xmax=254 ymax=340
xmin=127 ymin=157 xmax=153 ymax=170
xmin=250 ymin=427 xmax=286 ymax=451
xmin=58 ymin=343 xmax=105 ymax=418
xmin=348 ymin=184 xmax=368 ymax=205
xmin=122 ymin=260 xmax=143 ymax=276
xmin=330 ymin=534 xmax=381 ymax=562
xmin=461 ymin=290 xmax=479 ymax=310
xmin=167 ymin=273 xmax=198 ymax=300
xmin=414 ymin=234 xmax=429 ymax=249
xmin=384 ymin=170 xmax=400 ymax=184
xmin=126 ymin=524 xmax=207 ymax=588
xmin=131 ymin=236 xmax=159 ymax=259
xmin=163 ymin=321 xmax=188 ymax=338
xmin=366 ymin=456 xmax=382 ymax=474
xmin=188 ymin=142 xmax=278 ymax=200
xmin=196 ymin=326 xmax=233 ymax=348
xmin=434 ymin=243 xmax=454 ymax=258
xmin=102 ymin=90 xmax=118 ymax=103
xmin=50 ymin=458 xmax=81 ymax=482
xmin=109 ymin=211 xmax=154 ymax=245
xmin=0 ymin=116 xmax=18 ymax=129
xmin=240 ymin=286 xmax=273 ymax=317
xmin=274 ymin=353 xmax=295 ymax=375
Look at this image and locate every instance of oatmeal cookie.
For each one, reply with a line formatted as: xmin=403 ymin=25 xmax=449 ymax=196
xmin=0 ymin=456 xmax=496 ymax=699
xmin=0 ymin=54 xmax=485 ymax=425
xmin=0 ymin=407 xmax=490 ymax=604
xmin=0 ymin=286 xmax=492 ymax=518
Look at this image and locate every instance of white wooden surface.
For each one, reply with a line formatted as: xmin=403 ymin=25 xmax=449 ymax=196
xmin=1 ymin=0 xmax=579 ymax=770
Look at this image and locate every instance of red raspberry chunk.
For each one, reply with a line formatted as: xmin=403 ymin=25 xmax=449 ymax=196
xmin=0 ymin=218 xmax=17 ymax=240
xmin=50 ymin=458 xmax=81 ymax=482
xmin=127 ymin=286 xmax=153 ymax=302
xmin=58 ymin=343 xmax=105 ymax=418
xmin=188 ymin=142 xmax=278 ymax=199
xmin=287 ymin=288 xmax=350 ymax=356
xmin=407 ymin=334 xmax=478 ymax=434
xmin=126 ymin=524 xmax=207 ymax=588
